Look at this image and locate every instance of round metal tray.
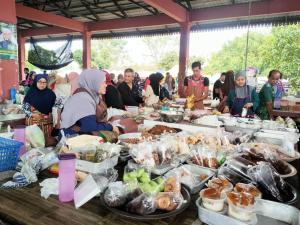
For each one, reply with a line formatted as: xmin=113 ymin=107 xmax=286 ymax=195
xmin=100 ymin=186 xmax=191 ymax=220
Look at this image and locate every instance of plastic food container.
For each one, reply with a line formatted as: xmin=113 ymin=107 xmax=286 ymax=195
xmin=227 ymin=200 xmax=256 ymax=222
xmin=200 ymin=189 xmax=226 ymax=212
xmin=75 ymin=155 xmax=118 ymax=174
xmin=164 ymin=164 xmax=216 ymax=194
xmin=208 ymin=177 xmax=233 ymax=194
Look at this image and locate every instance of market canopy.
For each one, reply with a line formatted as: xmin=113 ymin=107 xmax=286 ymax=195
xmin=16 ymin=0 xmax=300 ymax=41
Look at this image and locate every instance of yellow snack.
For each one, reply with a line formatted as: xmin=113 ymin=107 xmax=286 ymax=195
xmin=186 ymin=95 xmax=195 ymax=109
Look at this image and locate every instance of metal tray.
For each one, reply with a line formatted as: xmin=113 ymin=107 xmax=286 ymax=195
xmin=164 ymin=164 xmax=216 ymax=194
xmin=100 ymin=186 xmax=191 ymax=221
xmin=196 ymin=197 xmax=300 ymax=225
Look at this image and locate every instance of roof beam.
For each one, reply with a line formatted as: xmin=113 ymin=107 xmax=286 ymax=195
xmin=19 ymin=0 xmax=300 ymax=37
xmin=112 ymin=0 xmax=128 ymax=18
xmin=16 ymin=3 xmax=85 ymax=32
xmin=128 ymin=0 xmax=158 ymax=15
xmin=19 ymin=26 xmax=74 ymax=38
xmin=190 ymin=0 xmax=300 ymax=22
xmin=88 ymin=14 xmax=176 ymax=32
xmin=143 ymin=0 xmax=188 ymax=22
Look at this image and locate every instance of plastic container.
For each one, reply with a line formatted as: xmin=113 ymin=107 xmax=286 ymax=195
xmin=75 ymin=155 xmax=118 ymax=174
xmin=0 ymin=137 xmax=23 ymax=171
xmin=200 ymin=189 xmax=226 ymax=212
xmin=287 ymin=96 xmax=296 ymax=112
xmin=13 ymin=125 xmax=26 ymax=157
xmin=227 ymin=199 xmax=256 ymax=222
xmin=9 ymin=87 xmax=17 ymax=103
xmin=58 ymin=153 xmax=76 ymax=202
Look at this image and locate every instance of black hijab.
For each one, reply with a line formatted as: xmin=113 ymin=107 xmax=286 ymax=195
xmin=149 ymin=72 xmax=164 ymax=96
xmin=23 ymin=74 xmax=56 ymax=115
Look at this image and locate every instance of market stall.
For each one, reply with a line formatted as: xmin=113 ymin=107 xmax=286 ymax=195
xmin=0 ymin=101 xmax=300 ymax=225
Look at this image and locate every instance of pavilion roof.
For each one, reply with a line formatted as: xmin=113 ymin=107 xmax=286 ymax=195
xmin=15 ymin=0 xmax=300 ymax=41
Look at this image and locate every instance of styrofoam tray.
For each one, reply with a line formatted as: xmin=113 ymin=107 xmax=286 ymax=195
xmin=196 ymin=197 xmax=300 ymax=225
xmin=164 ymin=164 xmax=216 ymax=194
xmin=76 ymin=155 xmax=118 ymax=174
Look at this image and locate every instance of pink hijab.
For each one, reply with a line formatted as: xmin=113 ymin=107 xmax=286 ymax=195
xmin=68 ymin=72 xmax=79 ymax=94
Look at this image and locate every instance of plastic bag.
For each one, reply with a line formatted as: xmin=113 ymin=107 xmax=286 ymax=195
xmin=156 ymin=192 xmax=184 ymax=211
xmin=126 ymin=193 xmax=156 ymax=215
xmin=40 ymin=178 xmax=58 ymax=199
xmin=247 ymin=162 xmax=294 ymax=202
xmin=211 ymin=98 xmax=220 ymax=108
xmin=25 ymin=125 xmax=45 ymax=148
xmin=103 ymin=182 xmax=128 ymax=207
xmin=190 ymin=146 xmax=219 ymax=169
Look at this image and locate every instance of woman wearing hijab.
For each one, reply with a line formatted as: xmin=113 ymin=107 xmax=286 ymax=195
xmin=144 ymin=72 xmax=164 ymax=106
xmin=103 ymin=71 xmax=125 ymax=110
xmin=60 ymin=69 xmax=119 ymax=136
xmin=223 ymin=71 xmax=259 ymax=117
xmin=22 ymin=74 xmax=56 ymax=137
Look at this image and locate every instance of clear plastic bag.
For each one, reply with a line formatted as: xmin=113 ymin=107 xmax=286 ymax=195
xmin=103 ymin=181 xmax=128 ymax=207
xmin=190 ymin=146 xmax=219 ymax=169
xmin=247 ymin=162 xmax=294 ymax=202
xmin=155 ymin=192 xmax=184 ymax=211
xmin=25 ymin=125 xmax=45 ymax=148
xmin=126 ymin=193 xmax=156 ymax=215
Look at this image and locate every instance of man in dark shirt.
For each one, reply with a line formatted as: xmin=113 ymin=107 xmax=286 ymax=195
xmin=118 ymin=68 xmax=144 ymax=107
xmin=213 ymin=72 xmax=226 ymax=99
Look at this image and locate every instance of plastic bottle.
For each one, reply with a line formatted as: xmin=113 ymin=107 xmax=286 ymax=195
xmin=14 ymin=125 xmax=26 ymax=157
xmin=58 ymin=153 xmax=76 ymax=202
xmin=10 ymin=86 xmax=17 ymax=103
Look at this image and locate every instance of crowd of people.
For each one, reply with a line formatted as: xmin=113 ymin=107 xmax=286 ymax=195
xmin=19 ymin=61 xmax=285 ymax=143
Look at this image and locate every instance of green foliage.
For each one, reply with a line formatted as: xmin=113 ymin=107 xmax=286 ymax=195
xmin=158 ymin=51 xmax=178 ymax=70
xmin=205 ymin=32 xmax=266 ymax=75
xmin=205 ymin=25 xmax=300 ymax=91
xmin=72 ymin=39 xmax=128 ymax=70
xmin=261 ymin=25 xmax=300 ymax=92
xmin=73 ymin=49 xmax=83 ymax=68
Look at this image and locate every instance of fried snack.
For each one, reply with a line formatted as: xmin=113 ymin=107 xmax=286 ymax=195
xmin=164 ymin=177 xmax=181 ymax=193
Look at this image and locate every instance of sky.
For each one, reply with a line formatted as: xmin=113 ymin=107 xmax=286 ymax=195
xmin=26 ymin=26 xmax=271 ymax=74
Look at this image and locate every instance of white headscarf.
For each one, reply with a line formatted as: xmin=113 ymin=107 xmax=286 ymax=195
xmin=61 ymin=69 xmax=106 ymax=128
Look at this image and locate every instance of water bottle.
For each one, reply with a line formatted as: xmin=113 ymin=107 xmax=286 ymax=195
xmin=14 ymin=125 xmax=26 ymax=157
xmin=10 ymin=86 xmax=17 ymax=103
xmin=58 ymin=153 xmax=76 ymax=202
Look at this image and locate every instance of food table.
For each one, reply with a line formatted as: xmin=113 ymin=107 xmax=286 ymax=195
xmin=1 ymin=107 xmax=300 ymax=225
xmin=273 ymin=110 xmax=300 ymax=120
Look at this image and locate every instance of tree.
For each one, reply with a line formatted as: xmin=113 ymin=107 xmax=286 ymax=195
xmin=141 ymin=35 xmax=179 ymax=67
xmin=72 ymin=39 xmax=128 ymax=70
xmin=158 ymin=51 xmax=178 ymax=70
xmin=261 ymin=25 xmax=300 ymax=92
xmin=73 ymin=49 xmax=82 ymax=68
xmin=205 ymin=32 xmax=266 ymax=75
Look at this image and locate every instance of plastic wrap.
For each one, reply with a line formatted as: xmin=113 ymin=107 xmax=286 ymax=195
xmin=126 ymin=193 xmax=156 ymax=215
xmin=104 ymin=182 xmax=128 ymax=207
xmin=218 ymin=165 xmax=252 ymax=185
xmin=25 ymin=125 xmax=45 ymax=148
xmin=164 ymin=175 xmax=181 ymax=193
xmin=155 ymin=192 xmax=184 ymax=211
xmin=247 ymin=162 xmax=294 ymax=202
xmin=190 ymin=146 xmax=220 ymax=169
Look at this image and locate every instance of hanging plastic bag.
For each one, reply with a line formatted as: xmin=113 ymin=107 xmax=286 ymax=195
xmin=25 ymin=125 xmax=45 ymax=148
xmin=211 ymin=98 xmax=220 ymax=108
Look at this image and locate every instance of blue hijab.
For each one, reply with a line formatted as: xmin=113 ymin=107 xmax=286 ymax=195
xmin=23 ymin=74 xmax=56 ymax=115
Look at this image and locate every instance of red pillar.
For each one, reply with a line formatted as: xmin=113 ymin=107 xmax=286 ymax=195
xmin=82 ymin=30 xmax=91 ymax=69
xmin=0 ymin=0 xmax=19 ymax=99
xmin=178 ymin=22 xmax=191 ymax=97
xmin=18 ymin=34 xmax=26 ymax=81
